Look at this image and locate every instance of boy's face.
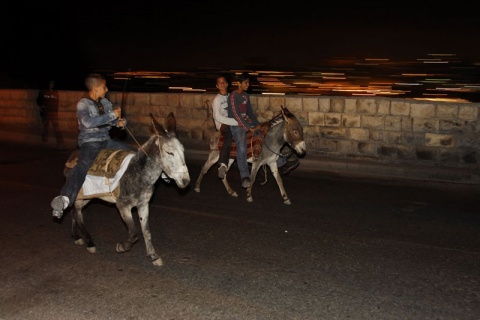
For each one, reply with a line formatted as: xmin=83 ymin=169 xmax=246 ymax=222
xmin=94 ymin=80 xmax=108 ymax=99
xmin=216 ymin=77 xmax=228 ymax=93
xmin=237 ymin=79 xmax=249 ymax=92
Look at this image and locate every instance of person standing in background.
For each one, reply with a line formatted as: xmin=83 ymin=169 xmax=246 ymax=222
xmin=36 ymin=80 xmax=64 ymax=149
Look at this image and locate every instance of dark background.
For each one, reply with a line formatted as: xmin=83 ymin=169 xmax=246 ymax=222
xmin=1 ymin=1 xmax=479 ymax=90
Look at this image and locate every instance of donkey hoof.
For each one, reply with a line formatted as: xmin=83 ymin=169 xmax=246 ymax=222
xmin=87 ymin=246 xmax=96 ymax=253
xmin=284 ymin=199 xmax=292 ymax=205
xmin=116 ymin=243 xmax=128 ymax=253
xmin=194 ymin=187 xmax=200 ymax=193
xmin=74 ymin=238 xmax=85 ymax=245
xmin=247 ymin=197 xmax=253 ymax=202
xmin=152 ymin=257 xmax=164 ymax=267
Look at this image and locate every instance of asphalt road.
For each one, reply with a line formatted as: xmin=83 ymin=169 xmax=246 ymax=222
xmin=0 ymin=143 xmax=479 ymax=320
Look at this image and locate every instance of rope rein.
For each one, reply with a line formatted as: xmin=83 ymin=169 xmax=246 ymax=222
xmin=254 ymin=112 xmax=287 ymax=158
xmin=124 ymin=125 xmax=150 ymax=159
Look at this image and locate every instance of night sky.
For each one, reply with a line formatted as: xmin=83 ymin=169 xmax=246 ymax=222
xmin=1 ymin=1 xmax=478 ymax=89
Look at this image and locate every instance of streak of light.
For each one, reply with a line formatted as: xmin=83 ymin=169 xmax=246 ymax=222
xmin=322 ymin=76 xmax=347 ymax=80
xmin=402 ymin=73 xmax=429 ymax=76
xmin=168 ymin=87 xmax=206 ymax=92
xmin=395 ymin=82 xmax=423 ymax=86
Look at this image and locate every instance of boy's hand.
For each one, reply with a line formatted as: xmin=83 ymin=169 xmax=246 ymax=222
xmin=118 ymin=118 xmax=126 ymax=128
xmin=113 ymin=108 xmax=122 ymax=118
xmin=250 ymin=124 xmax=261 ymax=132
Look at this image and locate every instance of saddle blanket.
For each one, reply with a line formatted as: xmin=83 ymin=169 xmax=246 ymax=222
xmin=82 ymin=150 xmax=135 ymax=197
xmin=218 ymin=124 xmax=269 ymax=159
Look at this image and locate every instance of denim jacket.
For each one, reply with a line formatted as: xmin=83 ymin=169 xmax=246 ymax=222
xmin=76 ymin=97 xmax=124 ymax=146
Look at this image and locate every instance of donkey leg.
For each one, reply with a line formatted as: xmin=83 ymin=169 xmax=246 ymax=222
xmin=194 ymin=150 xmax=219 ymax=193
xmin=116 ymin=204 xmax=139 ymax=254
xmin=246 ymin=163 xmax=261 ymax=203
xmin=270 ymin=163 xmax=291 ymax=205
xmin=136 ymin=203 xmax=163 ymax=266
xmin=71 ymin=199 xmax=97 ymax=253
xmin=222 ymin=158 xmax=238 ymax=197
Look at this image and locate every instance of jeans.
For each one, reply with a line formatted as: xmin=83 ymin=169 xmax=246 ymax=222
xmin=218 ymin=124 xmax=232 ymax=167
xmin=60 ymin=139 xmax=134 ymax=206
xmin=230 ymin=126 xmax=249 ymax=179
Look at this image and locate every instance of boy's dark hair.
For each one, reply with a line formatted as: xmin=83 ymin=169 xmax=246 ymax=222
xmin=85 ymin=73 xmax=106 ymax=90
xmin=236 ymin=72 xmax=250 ymax=82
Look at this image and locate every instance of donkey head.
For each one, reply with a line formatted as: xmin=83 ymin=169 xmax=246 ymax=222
xmin=148 ymin=113 xmax=190 ymax=189
xmin=281 ymin=106 xmax=307 ymax=156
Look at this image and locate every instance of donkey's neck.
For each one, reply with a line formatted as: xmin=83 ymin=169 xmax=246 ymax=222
xmin=264 ymin=121 xmax=286 ymax=152
xmin=124 ymin=138 xmax=163 ymax=186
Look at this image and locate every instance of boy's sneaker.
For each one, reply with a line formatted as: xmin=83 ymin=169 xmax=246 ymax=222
xmin=280 ymin=159 xmax=300 ymax=176
xmin=241 ymin=177 xmax=251 ymax=188
xmin=51 ymin=196 xmax=69 ymax=219
xmin=218 ymin=164 xmax=227 ymax=179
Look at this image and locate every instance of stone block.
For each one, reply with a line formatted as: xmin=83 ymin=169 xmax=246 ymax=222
xmin=308 ymin=112 xmax=325 ymax=126
xmin=401 ymin=116 xmax=413 ymax=131
xmin=349 ymin=128 xmax=369 ymax=140
xmin=391 ymin=101 xmax=410 ymax=116
xmin=341 ymin=114 xmax=361 ymax=127
xmin=302 ymin=97 xmax=318 ymax=112
xmin=459 ymin=105 xmax=478 ymax=121
xmin=167 ymin=94 xmax=180 ymax=107
xmin=320 ymin=127 xmax=347 ymax=139
xmin=179 ymin=94 xmax=195 ymax=107
xmin=337 ymin=140 xmax=358 ymax=155
xmin=384 ymin=132 xmax=403 ymax=144
xmin=285 ymin=97 xmax=302 ymax=112
xmin=415 ymin=147 xmax=436 ymax=161
xmin=150 ymin=93 xmax=168 ymax=106
xmin=344 ymin=99 xmax=357 ymax=113
xmin=358 ymin=142 xmax=377 ymax=155
xmin=378 ymin=145 xmax=397 ymax=158
xmin=385 ymin=116 xmax=402 ymax=131
xmin=256 ymin=96 xmax=271 ymax=111
xmin=461 ymin=150 xmax=478 ymax=164
xmin=318 ymin=98 xmax=331 ymax=112
xmin=357 ymin=99 xmax=377 ymax=114
xmin=397 ymin=145 xmax=416 ymax=159
xmin=377 ymin=99 xmax=391 ymax=115
xmin=133 ymin=93 xmax=150 ymax=106
xmin=331 ymin=98 xmax=345 ymax=113
xmin=361 ymin=115 xmax=384 ymax=128
xmin=410 ymin=103 xmax=435 ymax=118
xmin=315 ymin=138 xmax=337 ymax=152
xmin=437 ymin=104 xmax=458 ymax=119
xmin=439 ymin=150 xmax=460 ymax=163
xmin=412 ymin=118 xmax=439 ymax=132
xmin=439 ymin=119 xmax=463 ymax=132
xmin=270 ymin=97 xmax=286 ymax=109
xmin=369 ymin=130 xmax=384 ymax=141
xmin=425 ymin=133 xmax=455 ymax=147
xmin=404 ymin=132 xmax=425 ymax=146
xmin=325 ymin=113 xmax=341 ymax=126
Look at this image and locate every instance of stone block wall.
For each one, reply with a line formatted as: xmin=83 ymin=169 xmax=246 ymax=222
xmin=1 ymin=89 xmax=479 ymax=171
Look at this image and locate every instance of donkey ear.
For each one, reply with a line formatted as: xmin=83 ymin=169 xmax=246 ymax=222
xmin=166 ymin=112 xmax=177 ymax=136
xmin=280 ymin=105 xmax=293 ymax=119
xmin=149 ymin=113 xmax=166 ymax=136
